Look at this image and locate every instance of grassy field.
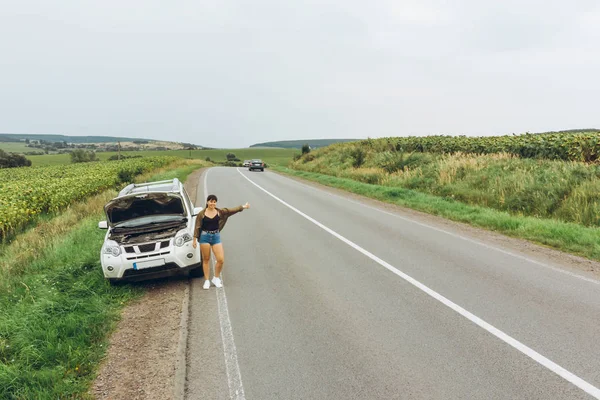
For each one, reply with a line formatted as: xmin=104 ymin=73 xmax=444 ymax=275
xmin=0 ymin=160 xmax=206 ymax=399
xmin=26 ymin=148 xmax=298 ymax=167
xmin=274 ymin=166 xmax=600 ymax=261
xmin=291 ymin=145 xmax=600 ymax=227
xmin=0 ymin=142 xmax=33 ymax=153
xmin=284 ymin=138 xmax=600 ymax=261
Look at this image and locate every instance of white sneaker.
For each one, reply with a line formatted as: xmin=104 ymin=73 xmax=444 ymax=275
xmin=203 ymin=279 xmax=211 ymax=290
xmin=211 ymin=277 xmax=223 ymax=288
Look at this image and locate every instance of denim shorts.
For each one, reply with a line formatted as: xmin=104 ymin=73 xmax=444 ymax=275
xmin=199 ymin=231 xmax=221 ymax=245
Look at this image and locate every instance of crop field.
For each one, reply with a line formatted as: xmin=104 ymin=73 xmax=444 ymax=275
xmin=25 ymin=148 xmax=298 ymax=167
xmin=0 ymin=157 xmax=176 ymax=237
xmin=0 ymin=142 xmax=32 ymax=153
xmin=371 ymin=130 xmax=600 ymax=162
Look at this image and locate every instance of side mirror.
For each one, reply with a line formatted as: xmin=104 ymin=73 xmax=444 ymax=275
xmin=193 ymin=207 xmax=203 ymax=216
xmin=98 ymin=221 xmax=108 ymax=229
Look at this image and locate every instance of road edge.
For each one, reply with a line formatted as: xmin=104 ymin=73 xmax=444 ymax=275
xmin=173 ymin=283 xmax=191 ymax=400
xmin=174 ymin=166 xmax=210 ymax=400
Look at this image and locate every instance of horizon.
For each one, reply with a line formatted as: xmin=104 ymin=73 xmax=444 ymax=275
xmin=2 ymin=127 xmax=599 ymax=149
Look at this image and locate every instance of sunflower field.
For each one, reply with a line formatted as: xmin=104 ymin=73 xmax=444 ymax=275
xmin=0 ymin=157 xmax=176 ymax=237
xmin=367 ymin=130 xmax=600 ymax=162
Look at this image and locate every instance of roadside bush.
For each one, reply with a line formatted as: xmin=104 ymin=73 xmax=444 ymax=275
xmin=70 ymin=149 xmax=98 ymax=163
xmin=350 ymin=147 xmax=366 ymax=168
xmin=0 ymin=150 xmax=31 ymax=168
xmin=302 ymin=154 xmax=316 ymax=163
xmin=107 ymin=154 xmax=142 ymax=161
xmin=117 ymin=165 xmax=144 ymax=183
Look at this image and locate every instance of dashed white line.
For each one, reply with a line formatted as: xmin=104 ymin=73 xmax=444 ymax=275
xmin=205 ymin=168 xmax=246 ymax=400
xmin=237 ymin=168 xmax=600 ymax=399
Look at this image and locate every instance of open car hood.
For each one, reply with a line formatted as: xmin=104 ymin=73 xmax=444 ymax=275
xmin=105 ymin=192 xmax=185 ymax=227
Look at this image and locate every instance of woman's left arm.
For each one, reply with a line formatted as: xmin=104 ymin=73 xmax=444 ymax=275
xmin=221 ymin=203 xmax=250 ymax=216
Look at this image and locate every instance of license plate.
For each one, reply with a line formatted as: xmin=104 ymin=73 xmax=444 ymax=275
xmin=133 ymin=259 xmax=165 ymax=270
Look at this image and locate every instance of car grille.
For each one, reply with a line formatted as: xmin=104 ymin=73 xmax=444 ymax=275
xmin=126 ymin=251 xmax=170 ymax=260
xmin=124 ymin=240 xmax=170 ymax=254
xmin=138 ymin=243 xmax=156 ymax=252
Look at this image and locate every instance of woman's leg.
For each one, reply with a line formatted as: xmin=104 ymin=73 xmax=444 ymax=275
xmin=200 ymin=243 xmax=211 ymax=279
xmin=212 ymin=243 xmax=225 ymax=278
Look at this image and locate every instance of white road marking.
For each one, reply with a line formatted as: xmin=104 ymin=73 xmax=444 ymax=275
xmin=237 ymin=168 xmax=600 ymax=399
xmin=205 ymin=169 xmax=246 ymax=400
xmin=268 ymin=169 xmax=600 ymax=286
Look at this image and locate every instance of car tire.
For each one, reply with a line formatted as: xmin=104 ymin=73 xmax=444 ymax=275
xmin=260 ymin=168 xmax=264 ymax=172
xmin=189 ymin=266 xmax=204 ymax=278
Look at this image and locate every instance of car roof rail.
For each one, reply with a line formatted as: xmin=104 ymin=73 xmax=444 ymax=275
xmin=117 ymin=178 xmax=181 ymax=197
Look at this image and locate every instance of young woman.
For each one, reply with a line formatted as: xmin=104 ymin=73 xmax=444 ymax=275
xmin=192 ymin=194 xmax=250 ymax=289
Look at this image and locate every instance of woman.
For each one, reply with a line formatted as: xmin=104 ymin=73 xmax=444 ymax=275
xmin=192 ymin=194 xmax=250 ymax=289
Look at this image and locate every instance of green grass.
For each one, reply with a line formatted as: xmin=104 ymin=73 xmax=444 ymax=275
xmin=0 ymin=142 xmax=33 ymax=153
xmin=274 ymin=166 xmax=600 ymax=262
xmin=0 ymin=164 xmax=202 ymax=399
xmin=292 ymin=146 xmax=600 ymax=227
xmin=26 ymin=148 xmax=298 ymax=167
xmin=0 ymin=218 xmax=141 ymax=399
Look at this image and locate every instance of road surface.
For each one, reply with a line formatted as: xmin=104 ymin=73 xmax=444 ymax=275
xmin=185 ymin=167 xmax=600 ymax=400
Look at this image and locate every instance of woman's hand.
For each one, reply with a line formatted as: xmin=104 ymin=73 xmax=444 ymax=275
xmin=192 ymin=239 xmax=197 ymax=249
xmin=243 ymin=202 xmax=250 ymax=209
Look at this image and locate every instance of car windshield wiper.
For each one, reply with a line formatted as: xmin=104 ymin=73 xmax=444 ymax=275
xmin=113 ymin=218 xmax=186 ymax=231
xmin=145 ymin=218 xmax=186 ymax=225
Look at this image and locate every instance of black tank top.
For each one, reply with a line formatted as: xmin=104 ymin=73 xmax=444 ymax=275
xmin=201 ymin=212 xmax=220 ymax=232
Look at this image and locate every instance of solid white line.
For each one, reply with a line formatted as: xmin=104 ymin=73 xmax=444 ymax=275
xmin=270 ymin=169 xmax=600 ymax=286
xmin=205 ymin=168 xmax=246 ymax=400
xmin=237 ymin=168 xmax=600 ymax=399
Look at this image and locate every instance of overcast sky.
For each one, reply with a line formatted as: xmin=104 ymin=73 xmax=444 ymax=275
xmin=1 ymin=1 xmax=599 ymax=148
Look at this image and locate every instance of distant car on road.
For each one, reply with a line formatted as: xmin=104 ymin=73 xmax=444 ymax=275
xmin=243 ymin=160 xmax=251 ymax=167
xmin=249 ymin=159 xmax=265 ymax=172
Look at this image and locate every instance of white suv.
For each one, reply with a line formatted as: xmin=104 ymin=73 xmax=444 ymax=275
xmin=98 ymin=178 xmax=203 ymax=284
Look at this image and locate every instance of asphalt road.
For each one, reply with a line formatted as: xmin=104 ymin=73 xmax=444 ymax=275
xmin=185 ymin=167 xmax=600 ymax=400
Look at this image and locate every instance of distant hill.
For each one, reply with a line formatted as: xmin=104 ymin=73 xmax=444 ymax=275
xmin=250 ymin=139 xmax=359 ymax=149
xmin=0 ymin=133 xmax=156 ymax=143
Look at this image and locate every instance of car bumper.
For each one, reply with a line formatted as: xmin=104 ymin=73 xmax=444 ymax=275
xmin=108 ymin=262 xmax=202 ymax=283
xmin=101 ymin=242 xmax=201 ymax=281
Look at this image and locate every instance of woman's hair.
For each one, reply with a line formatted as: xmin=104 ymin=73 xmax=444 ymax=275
xmin=206 ymin=194 xmax=218 ymax=207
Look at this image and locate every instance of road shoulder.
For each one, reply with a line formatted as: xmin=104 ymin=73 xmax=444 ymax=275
xmin=90 ymin=168 xmax=208 ymax=400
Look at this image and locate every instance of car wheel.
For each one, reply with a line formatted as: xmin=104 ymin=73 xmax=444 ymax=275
xmin=260 ymin=168 xmax=264 ymax=172
xmin=189 ymin=266 xmax=204 ymax=278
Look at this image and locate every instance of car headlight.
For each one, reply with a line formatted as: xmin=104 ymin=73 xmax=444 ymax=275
xmin=175 ymin=233 xmax=193 ymax=247
xmin=103 ymin=240 xmax=121 ymax=257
